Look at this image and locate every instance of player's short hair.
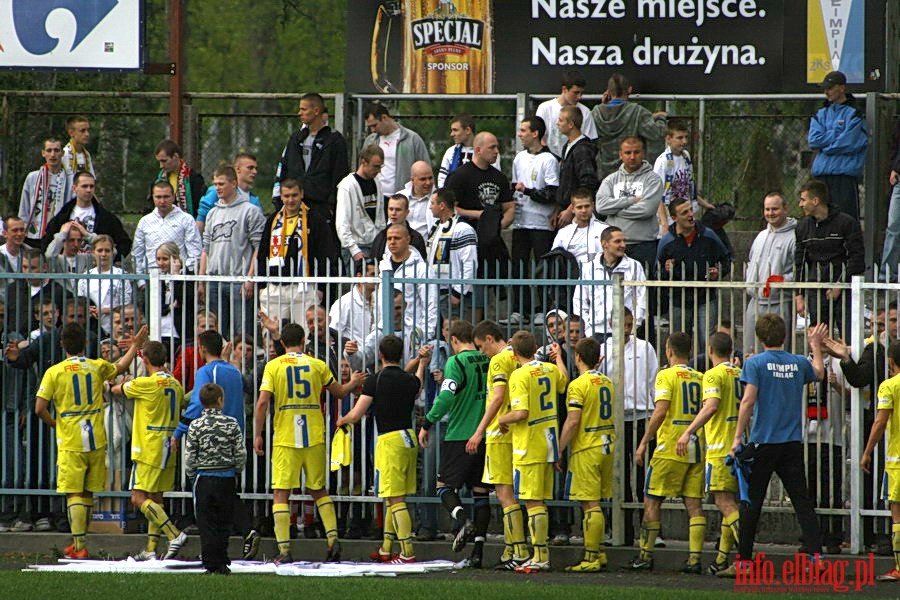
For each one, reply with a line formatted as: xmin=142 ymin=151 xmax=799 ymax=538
xmin=364 ymin=103 xmax=391 ymax=119
xmin=575 ymin=337 xmax=601 ymax=369
xmin=666 ymin=119 xmax=689 ymax=135
xmin=22 ymin=247 xmax=42 ymax=263
xmin=561 ymin=70 xmax=587 ymax=89
xmin=607 ymin=73 xmax=630 ymax=97
xmin=361 ymin=144 xmax=385 ymax=163
xmin=214 ymin=165 xmax=237 ymax=182
xmin=379 ymin=335 xmax=403 ymax=363
xmin=560 ymin=105 xmax=582 ymax=129
xmin=61 ymin=322 xmax=87 ymax=354
xmin=199 ymin=383 xmax=224 ymax=408
xmin=152 ymin=180 xmax=175 ymax=195
xmin=668 ymin=197 xmax=691 ymax=217
xmin=510 ymin=330 xmax=537 ymax=358
xmin=623 ymin=306 xmax=634 ymax=318
xmin=755 ymin=313 xmax=786 ymax=347
xmin=354 ymin=258 xmax=374 ymax=276
xmin=73 ymin=170 xmax=95 ymax=186
xmin=800 ymin=180 xmax=829 ymax=204
xmin=889 ymin=342 xmax=900 ymax=367
xmin=280 ymin=178 xmax=303 ymax=193
xmin=449 ymin=320 xmax=474 ymax=343
xmin=666 ymin=331 xmax=692 ymax=358
xmin=198 ymin=330 xmax=224 ymax=357
xmin=452 ymin=113 xmax=475 ymax=132
xmin=281 ymin=323 xmax=305 ymax=347
xmin=765 ymin=191 xmax=787 ymax=207
xmin=155 ymin=139 xmax=181 ymax=157
xmin=234 ymin=152 xmax=257 ymax=164
xmin=42 ymin=136 xmax=64 ymax=149
xmin=300 ymin=92 xmax=326 ymax=110
xmin=142 ymin=340 xmax=167 ymax=367
xmin=433 ymin=188 xmax=456 ymax=210
xmin=601 ymin=226 xmax=622 ymax=242
xmin=386 ymin=223 xmax=409 ymax=239
xmin=388 ymin=193 xmax=409 ymax=210
xmin=522 ymin=115 xmax=546 ymax=140
xmin=570 ymin=187 xmax=593 ymax=205
xmin=708 ymin=332 xmax=733 ymax=359
xmin=472 ymin=320 xmax=504 ymax=344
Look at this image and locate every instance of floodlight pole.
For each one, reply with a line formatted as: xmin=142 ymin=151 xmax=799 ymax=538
xmin=168 ymin=0 xmax=184 ymax=145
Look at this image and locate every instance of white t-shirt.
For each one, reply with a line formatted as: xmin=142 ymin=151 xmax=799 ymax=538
xmin=653 ymin=146 xmax=698 ymax=216
xmin=511 ymin=149 xmax=559 ymax=231
xmin=535 ymin=99 xmax=597 ymax=158
xmin=377 ymin=128 xmax=402 ymax=193
xmin=70 ymin=204 xmax=97 ymax=233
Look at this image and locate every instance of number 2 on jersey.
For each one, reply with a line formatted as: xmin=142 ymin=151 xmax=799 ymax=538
xmin=286 ymin=365 xmax=311 ymax=399
xmin=538 ymin=376 xmax=553 ymax=411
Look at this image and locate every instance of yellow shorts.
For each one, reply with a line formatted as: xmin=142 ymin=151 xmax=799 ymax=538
xmin=271 ymin=443 xmax=326 ymax=491
xmin=705 ymin=457 xmax=738 ymax=494
xmin=645 ymin=456 xmax=704 ymax=499
xmin=374 ymin=429 xmax=418 ymax=498
xmin=513 ymin=462 xmax=553 ymax=501
xmin=884 ymin=469 xmax=900 ymax=503
xmin=483 ymin=442 xmax=513 ymax=485
xmin=57 ymin=448 xmax=107 ymax=494
xmin=566 ymin=444 xmax=614 ymax=501
xmin=129 ymin=461 xmax=176 ymax=493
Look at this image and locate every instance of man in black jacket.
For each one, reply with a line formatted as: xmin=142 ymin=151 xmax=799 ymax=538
xmin=40 ymin=172 xmax=132 ymax=262
xmin=794 ymin=179 xmax=865 ymax=335
xmin=555 ymin=105 xmax=599 ymax=228
xmin=273 ymin=93 xmax=349 ymax=278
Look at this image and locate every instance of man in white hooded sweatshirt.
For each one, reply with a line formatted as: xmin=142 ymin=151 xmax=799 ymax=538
xmin=744 ymin=192 xmax=796 ymax=354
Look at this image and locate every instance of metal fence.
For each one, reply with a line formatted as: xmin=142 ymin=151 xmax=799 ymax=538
xmin=0 ymin=263 xmax=894 ymax=553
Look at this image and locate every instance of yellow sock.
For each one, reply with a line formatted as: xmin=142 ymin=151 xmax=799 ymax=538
xmin=500 ymin=506 xmax=512 ymax=562
xmin=527 ymin=505 xmax=549 ymax=563
xmin=67 ymin=496 xmax=91 ymax=552
xmin=583 ymin=506 xmax=604 ymax=562
xmin=147 ymin=521 xmax=161 ymax=553
xmin=639 ymin=521 xmax=660 ymax=561
xmin=315 ymin=496 xmax=339 ymax=545
xmin=381 ymin=504 xmax=396 ymax=555
xmin=717 ymin=511 xmax=739 ymax=564
xmin=391 ymin=502 xmax=414 ymax=558
xmin=139 ymin=499 xmax=179 ymax=540
xmin=893 ymin=523 xmax=900 ymax=572
xmin=273 ymin=503 xmax=291 ymax=555
xmin=688 ymin=516 xmax=707 ymax=566
xmin=505 ymin=505 xmax=528 ymax=560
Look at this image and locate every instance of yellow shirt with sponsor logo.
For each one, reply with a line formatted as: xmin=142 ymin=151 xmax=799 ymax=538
xmin=508 ymin=360 xmax=567 ymax=465
xmin=653 ymin=364 xmax=704 ymax=463
xmin=485 ymin=347 xmax=517 ymax=444
xmin=37 ymin=356 xmax=118 ymax=452
xmin=702 ymin=362 xmax=742 ymax=460
xmin=260 ymin=352 xmax=334 ymax=448
xmin=567 ymin=369 xmax=616 ymax=454
xmin=876 ymin=373 xmax=900 ymax=469
xmin=124 ymin=371 xmax=185 ymax=468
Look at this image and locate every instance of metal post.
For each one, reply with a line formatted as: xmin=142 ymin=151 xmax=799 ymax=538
xmin=612 ymin=273 xmax=625 ymax=546
xmin=182 ymin=103 xmax=200 ymax=172
xmin=148 ymin=268 xmax=161 ymax=341
xmin=168 ymin=0 xmax=184 ymax=144
xmin=863 ymin=93 xmax=878 ymax=275
xmin=515 ymin=92 xmax=527 ymax=153
xmin=381 ymin=269 xmax=394 ymax=336
xmin=334 ymin=92 xmax=346 ymax=138
xmin=697 ymin=98 xmax=705 ymax=193
xmin=849 ymin=275 xmax=864 ymax=554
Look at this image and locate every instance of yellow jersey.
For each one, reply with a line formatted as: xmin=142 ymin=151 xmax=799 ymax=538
xmin=124 ymin=372 xmax=185 ymax=468
xmin=702 ymin=362 xmax=742 ymax=460
xmin=508 ymin=360 xmax=567 ymax=465
xmin=567 ymin=369 xmax=616 ymax=454
xmin=876 ymin=373 xmax=900 ymax=470
xmin=37 ymin=356 xmax=118 ymax=452
xmin=485 ymin=347 xmax=517 ymax=444
xmin=653 ymin=364 xmax=704 ymax=463
xmin=260 ymin=352 xmax=334 ymax=448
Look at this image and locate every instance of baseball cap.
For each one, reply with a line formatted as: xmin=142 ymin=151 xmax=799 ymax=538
xmin=819 ymin=71 xmax=847 ymax=88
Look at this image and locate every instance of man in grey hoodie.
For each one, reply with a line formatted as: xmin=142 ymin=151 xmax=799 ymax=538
xmin=362 ymin=104 xmax=430 ymax=199
xmin=595 ymin=137 xmax=663 ymax=269
xmin=744 ymin=192 xmax=796 ymax=354
xmin=591 ymin=74 xmax=667 ymax=181
xmin=199 ymin=166 xmax=266 ymax=341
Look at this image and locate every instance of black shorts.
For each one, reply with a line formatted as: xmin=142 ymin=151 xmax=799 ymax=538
xmin=437 ymin=440 xmax=489 ymax=490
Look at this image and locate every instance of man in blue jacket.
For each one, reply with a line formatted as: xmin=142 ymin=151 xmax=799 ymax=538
xmin=808 ymin=71 xmax=868 ymax=221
